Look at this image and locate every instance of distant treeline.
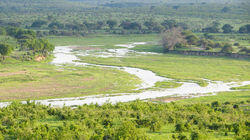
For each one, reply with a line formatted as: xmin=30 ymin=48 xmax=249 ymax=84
xmin=1 ymin=19 xmax=249 ymax=37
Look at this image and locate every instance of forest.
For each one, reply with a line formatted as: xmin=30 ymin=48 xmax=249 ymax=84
xmin=0 ymin=0 xmax=249 ymax=140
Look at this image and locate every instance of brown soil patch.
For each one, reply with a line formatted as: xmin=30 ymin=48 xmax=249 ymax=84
xmin=83 ymin=77 xmax=94 ymax=81
xmin=0 ymin=83 xmax=87 ymax=100
xmin=0 ymin=71 xmax=27 ymax=77
xmin=35 ymin=56 xmax=46 ymax=62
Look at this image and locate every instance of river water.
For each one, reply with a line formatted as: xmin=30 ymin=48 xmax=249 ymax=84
xmin=0 ymin=43 xmax=249 ymax=107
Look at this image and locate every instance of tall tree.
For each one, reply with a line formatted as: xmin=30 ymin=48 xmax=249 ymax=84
xmin=161 ymin=27 xmax=186 ymax=51
xmin=0 ymin=43 xmax=13 ymax=61
xmin=222 ymin=24 xmax=233 ymax=33
xmin=239 ymin=24 xmax=250 ymax=33
xmin=106 ymin=20 xmax=117 ymax=29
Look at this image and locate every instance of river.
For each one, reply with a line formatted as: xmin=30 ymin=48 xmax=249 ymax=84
xmin=0 ymin=42 xmax=249 ymax=107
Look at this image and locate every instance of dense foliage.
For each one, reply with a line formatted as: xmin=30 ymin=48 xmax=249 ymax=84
xmin=0 ymin=27 xmax=55 ymax=61
xmin=0 ymin=0 xmax=249 ymax=36
xmin=0 ymin=43 xmax=13 ymax=61
xmin=0 ymin=100 xmax=249 ymax=140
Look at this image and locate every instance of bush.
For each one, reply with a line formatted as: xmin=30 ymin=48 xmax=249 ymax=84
xmin=191 ymin=131 xmax=206 ymax=140
xmin=234 ymin=42 xmax=240 ymax=46
xmin=0 ymin=43 xmax=13 ymax=61
xmin=149 ymin=117 xmax=163 ymax=132
xmin=239 ymin=47 xmax=250 ymax=54
xmin=175 ymin=43 xmax=187 ymax=49
xmin=220 ymin=44 xmax=233 ymax=53
xmin=214 ymin=42 xmax=224 ymax=48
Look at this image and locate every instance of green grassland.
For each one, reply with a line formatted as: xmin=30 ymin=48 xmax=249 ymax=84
xmin=47 ymin=34 xmax=158 ymax=47
xmin=177 ymin=91 xmax=250 ymax=104
xmin=1 ymin=34 xmax=249 ymax=101
xmin=78 ymin=53 xmax=250 ymax=83
xmin=50 ymin=34 xmax=250 ymax=86
xmin=0 ymin=60 xmax=141 ymax=101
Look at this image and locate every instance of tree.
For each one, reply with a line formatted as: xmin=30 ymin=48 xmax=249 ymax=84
xmin=0 ymin=43 xmax=13 ymax=61
xmin=31 ymin=20 xmax=47 ymax=28
xmin=202 ymin=21 xmax=220 ymax=33
xmin=199 ymin=39 xmax=209 ymax=49
xmin=149 ymin=117 xmax=162 ymax=132
xmin=182 ymin=31 xmax=199 ymax=45
xmin=106 ymin=20 xmax=117 ymax=29
xmin=239 ymin=47 xmax=250 ymax=54
xmin=15 ymin=29 xmax=36 ymax=39
xmin=221 ymin=7 xmax=231 ymax=13
xmin=172 ymin=6 xmax=180 ymax=10
xmin=239 ymin=24 xmax=250 ymax=33
xmin=191 ymin=131 xmax=206 ymax=140
xmin=161 ymin=27 xmax=186 ymax=51
xmin=203 ymin=33 xmax=214 ymax=39
xmin=221 ymin=43 xmax=233 ymax=53
xmin=24 ymin=38 xmax=55 ymax=56
xmin=115 ymin=121 xmax=148 ymax=140
xmin=144 ymin=20 xmax=156 ymax=31
xmin=161 ymin=20 xmax=177 ymax=30
xmin=6 ymin=26 xmax=19 ymax=37
xmin=96 ymin=21 xmax=105 ymax=30
xmin=222 ymin=24 xmax=233 ymax=33
xmin=48 ymin=21 xmax=64 ymax=29
xmin=120 ymin=21 xmax=141 ymax=30
xmin=0 ymin=27 xmax=6 ymax=35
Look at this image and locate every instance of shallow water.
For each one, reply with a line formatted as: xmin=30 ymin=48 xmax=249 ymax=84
xmin=0 ymin=43 xmax=249 ymax=107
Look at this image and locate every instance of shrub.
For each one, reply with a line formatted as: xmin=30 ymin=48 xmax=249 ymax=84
xmin=220 ymin=43 xmax=233 ymax=53
xmin=234 ymin=42 xmax=240 ymax=46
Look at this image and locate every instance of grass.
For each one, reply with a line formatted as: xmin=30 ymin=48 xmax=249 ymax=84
xmin=0 ymin=35 xmax=17 ymax=46
xmin=0 ymin=34 xmax=160 ymax=101
xmin=131 ymin=44 xmax=164 ymax=53
xmin=231 ymin=84 xmax=250 ymax=90
xmin=47 ymin=34 xmax=158 ymax=48
xmin=1 ymin=34 xmax=249 ymax=101
xmin=0 ymin=60 xmax=141 ymax=101
xmin=78 ymin=53 xmax=250 ymax=83
xmin=66 ymin=34 xmax=249 ymax=84
xmin=177 ymin=91 xmax=250 ymax=104
xmin=154 ymin=81 xmax=183 ymax=89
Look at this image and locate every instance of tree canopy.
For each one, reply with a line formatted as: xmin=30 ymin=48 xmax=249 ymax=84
xmin=0 ymin=43 xmax=13 ymax=61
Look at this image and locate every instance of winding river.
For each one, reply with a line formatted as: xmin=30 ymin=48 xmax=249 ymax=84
xmin=0 ymin=43 xmax=249 ymax=107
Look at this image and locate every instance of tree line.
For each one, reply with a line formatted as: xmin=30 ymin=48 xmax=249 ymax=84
xmin=0 ymin=27 xmax=54 ymax=62
xmin=161 ymin=27 xmax=250 ymax=54
xmin=202 ymin=21 xmax=250 ymax=34
xmin=2 ymin=19 xmax=248 ymax=37
xmin=28 ymin=19 xmax=188 ymax=36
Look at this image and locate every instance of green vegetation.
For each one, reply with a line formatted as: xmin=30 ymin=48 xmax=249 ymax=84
xmin=161 ymin=28 xmax=249 ymax=54
xmin=177 ymin=91 xmax=250 ymax=104
xmin=0 ymin=27 xmax=55 ymax=62
xmin=0 ymin=97 xmax=249 ymax=140
xmin=1 ymin=0 xmax=249 ymax=36
xmin=0 ymin=43 xmax=13 ymax=60
xmin=0 ymin=61 xmax=141 ymax=101
xmin=154 ymin=81 xmax=183 ymax=89
xmin=78 ymin=53 xmax=250 ymax=83
xmin=0 ymin=0 xmax=249 ymax=139
xmin=231 ymin=85 xmax=250 ymax=90
xmin=47 ymin=34 xmax=158 ymax=47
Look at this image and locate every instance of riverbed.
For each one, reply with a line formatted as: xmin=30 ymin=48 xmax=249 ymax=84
xmin=0 ymin=42 xmax=249 ymax=107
